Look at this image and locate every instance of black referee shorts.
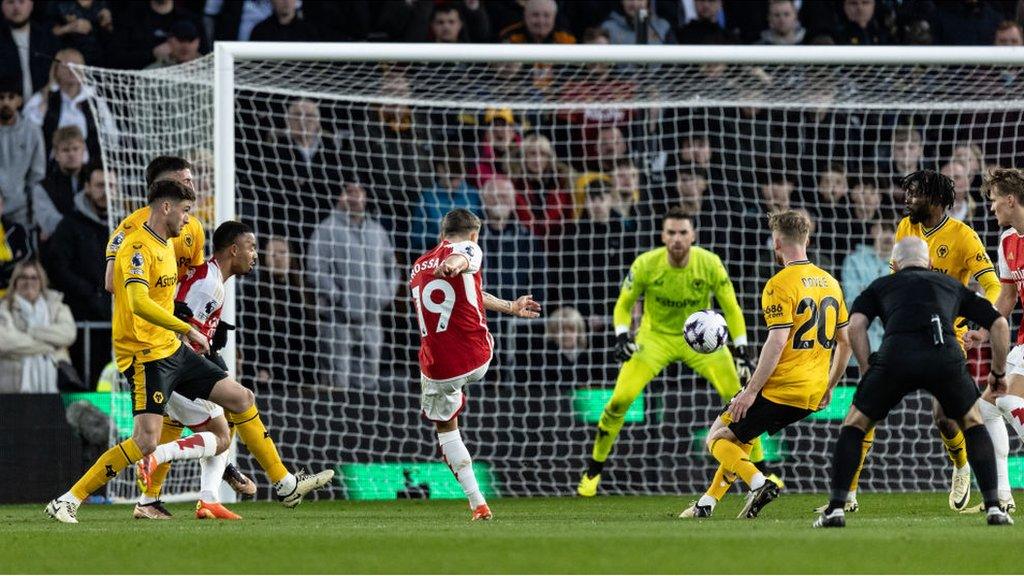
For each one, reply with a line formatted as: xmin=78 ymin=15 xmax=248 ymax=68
xmin=123 ymin=344 xmax=228 ymax=416
xmin=726 ymin=393 xmax=813 ymax=444
xmin=853 ymin=356 xmax=980 ymax=422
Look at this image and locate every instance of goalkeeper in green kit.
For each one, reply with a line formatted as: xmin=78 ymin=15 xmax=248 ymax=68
xmin=578 ymin=207 xmax=776 ymax=495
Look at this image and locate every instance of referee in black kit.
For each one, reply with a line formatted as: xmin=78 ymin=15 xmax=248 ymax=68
xmin=815 ymin=237 xmax=1013 ymax=528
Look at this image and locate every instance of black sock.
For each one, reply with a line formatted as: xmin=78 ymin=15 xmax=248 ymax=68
xmin=586 ymin=458 xmax=605 ymax=478
xmin=963 ymin=424 xmax=1000 ymax=510
xmin=829 ymin=426 xmax=866 ymax=512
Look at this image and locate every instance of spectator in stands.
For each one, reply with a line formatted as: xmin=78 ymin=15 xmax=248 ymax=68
xmin=994 ymin=20 xmax=1023 ymax=45
xmin=307 ymin=181 xmax=400 ymax=390
xmin=24 ymin=47 xmax=113 ymax=162
xmin=110 ymin=0 xmax=205 ymax=69
xmin=847 ymin=178 xmax=890 ymax=246
xmin=346 ymin=68 xmax=431 ymax=253
xmin=411 ymin=145 xmax=482 ymax=251
xmin=510 ymin=133 xmax=574 ymax=238
xmin=0 ymin=75 xmax=61 ymax=241
xmin=609 ymin=158 xmax=641 ymax=234
xmin=41 ymin=161 xmax=108 ymax=320
xmin=676 ymin=0 xmax=731 ymax=44
xmin=558 ymin=179 xmax=628 ymax=345
xmin=930 ymin=0 xmax=1003 ymax=45
xmin=0 ymin=0 xmax=59 ymax=101
xmin=952 ymin=142 xmax=987 ymax=195
xmin=240 ymin=235 xmax=316 ymax=387
xmin=204 ymin=0 xmax=271 ymax=41
xmin=942 ymin=159 xmax=983 ymax=224
xmin=882 ymin=126 xmax=925 ymax=200
xmin=470 ymin=108 xmax=520 ymax=188
xmin=587 ymin=125 xmax=627 ymax=173
xmin=41 ymin=125 xmax=84 ymax=216
xmin=377 ymin=1 xmax=490 ymax=43
xmin=678 ymin=132 xmax=712 ymax=170
xmin=0 ymin=259 xmax=76 ymax=393
xmin=810 ymin=163 xmax=854 ymax=256
xmin=250 ymin=0 xmax=319 ymax=42
xmin=601 ymin=0 xmax=676 ymax=45
xmin=479 ymin=178 xmax=542 ymax=297
xmin=0 ymin=187 xmax=32 ymax=297
xmin=249 ymin=97 xmax=342 ymax=244
xmin=145 ymin=19 xmax=203 ymax=68
xmin=45 ymin=0 xmax=113 ymax=64
xmin=500 ymin=0 xmax=575 ymax=44
xmin=841 ymin=221 xmax=893 ymax=365
xmin=41 ymin=161 xmax=109 ymax=382
xmin=756 ymin=0 xmax=806 ymax=45
xmin=832 ymin=0 xmax=892 ymax=45
xmin=760 ymin=173 xmax=794 ymax=214
xmin=528 ymin=305 xmax=606 ymax=388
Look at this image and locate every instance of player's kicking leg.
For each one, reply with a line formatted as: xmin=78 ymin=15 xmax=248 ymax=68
xmin=422 ymin=365 xmax=490 ymax=520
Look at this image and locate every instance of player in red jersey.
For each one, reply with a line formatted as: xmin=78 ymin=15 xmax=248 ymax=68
xmin=137 ymin=221 xmax=334 ymax=519
xmin=410 ymin=209 xmax=541 ymax=521
xmin=965 ymin=168 xmax=1024 ymax=513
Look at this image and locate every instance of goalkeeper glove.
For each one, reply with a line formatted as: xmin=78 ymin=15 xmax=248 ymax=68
xmin=173 ymin=301 xmax=195 ymax=322
xmin=614 ymin=333 xmax=638 ymax=362
xmin=731 ymin=344 xmax=756 ymax=384
xmin=211 ymin=320 xmax=235 ymax=354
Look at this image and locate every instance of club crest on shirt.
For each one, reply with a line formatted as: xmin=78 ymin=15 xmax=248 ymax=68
xmin=184 ymin=234 xmax=193 ymax=247
xmin=937 ymin=244 xmax=949 ymax=259
xmin=205 ymin=300 xmax=217 ymax=315
xmin=692 ymin=278 xmax=705 ymax=290
xmin=131 ymin=251 xmax=144 ymax=268
xmin=109 ymin=231 xmax=125 ymax=252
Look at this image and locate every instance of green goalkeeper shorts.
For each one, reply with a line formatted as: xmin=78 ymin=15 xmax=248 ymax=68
xmin=631 ymin=328 xmax=742 ymax=402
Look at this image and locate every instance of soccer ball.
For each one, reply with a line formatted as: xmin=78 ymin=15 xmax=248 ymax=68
xmin=683 ymin=309 xmax=728 ymax=354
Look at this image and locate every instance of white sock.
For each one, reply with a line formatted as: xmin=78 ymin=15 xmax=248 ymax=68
xmin=981 ymin=399 xmax=1012 ymax=501
xmin=847 ymin=490 xmax=857 ymax=502
xmin=996 ymin=395 xmax=1024 ymax=439
xmin=199 ymin=451 xmax=229 ymax=502
xmin=138 ymin=495 xmax=158 ymax=505
xmin=438 ymin=429 xmax=485 ymax=508
xmin=275 ymin=473 xmax=297 ymax=497
xmin=152 ymin=431 xmax=218 ymax=464
xmin=60 ymin=491 xmax=82 ymax=507
xmin=697 ymin=494 xmax=717 ymax=508
xmin=749 ymin=472 xmax=766 ymax=491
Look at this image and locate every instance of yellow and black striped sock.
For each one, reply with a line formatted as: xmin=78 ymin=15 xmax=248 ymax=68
xmin=228 ymin=405 xmax=288 ymax=483
xmin=70 ymin=438 xmax=143 ymax=501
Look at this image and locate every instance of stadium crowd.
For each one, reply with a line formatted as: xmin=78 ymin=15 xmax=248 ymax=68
xmin=1 ymin=0 xmax=1023 ymax=395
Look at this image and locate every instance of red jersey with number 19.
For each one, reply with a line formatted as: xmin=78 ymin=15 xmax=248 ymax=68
xmin=410 ymin=240 xmax=492 ymax=381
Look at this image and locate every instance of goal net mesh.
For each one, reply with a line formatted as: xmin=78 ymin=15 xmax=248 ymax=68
xmin=75 ymin=52 xmax=1024 ymax=501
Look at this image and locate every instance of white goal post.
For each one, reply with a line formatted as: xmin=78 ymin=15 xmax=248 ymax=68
xmin=78 ymin=43 xmax=1024 ymax=502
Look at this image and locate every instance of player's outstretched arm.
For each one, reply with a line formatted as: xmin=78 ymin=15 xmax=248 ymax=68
xmin=482 ymin=291 xmax=541 ymax=318
xmin=123 ymin=282 xmax=208 ymax=354
xmin=104 ymin=260 xmax=114 ymax=293
xmin=848 ymin=313 xmax=872 ymax=371
xmin=434 ymin=254 xmax=470 ymax=278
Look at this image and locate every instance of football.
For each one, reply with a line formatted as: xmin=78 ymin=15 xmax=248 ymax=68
xmin=683 ymin=309 xmax=729 ymax=354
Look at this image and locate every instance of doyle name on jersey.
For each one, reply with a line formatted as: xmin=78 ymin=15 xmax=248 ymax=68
xmin=410 ymin=240 xmax=493 ymax=381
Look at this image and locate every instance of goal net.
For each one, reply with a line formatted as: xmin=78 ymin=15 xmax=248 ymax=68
xmin=76 ymin=45 xmax=1024 ymax=501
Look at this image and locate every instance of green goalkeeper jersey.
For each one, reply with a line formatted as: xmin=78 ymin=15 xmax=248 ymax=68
xmin=613 ymin=246 xmax=747 ymax=340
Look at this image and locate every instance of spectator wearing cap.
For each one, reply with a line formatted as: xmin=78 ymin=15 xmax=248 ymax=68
xmin=145 ymin=19 xmax=203 ymax=68
xmin=676 ymin=0 xmax=732 ymax=44
xmin=411 ymin=145 xmax=482 ymax=251
xmin=832 ymin=0 xmax=893 ymax=45
xmin=110 ymin=0 xmax=205 ymax=69
xmin=41 ymin=125 xmax=85 ymax=216
xmin=24 ymin=47 xmax=115 ymax=162
xmin=45 ymin=0 xmax=114 ymax=64
xmin=0 ymin=185 xmax=32 ymax=297
xmin=756 ymin=0 xmax=806 ymax=45
xmin=250 ymin=0 xmax=320 ymax=42
xmin=0 ymin=74 xmax=61 ymax=242
xmin=0 ymin=0 xmax=59 ymax=101
xmin=470 ymin=108 xmax=521 ymax=189
xmin=930 ymin=0 xmax=1003 ymax=45
xmin=601 ymin=0 xmax=676 ymax=45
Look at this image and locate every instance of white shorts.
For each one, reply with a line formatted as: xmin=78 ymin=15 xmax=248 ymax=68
xmin=420 ymin=362 xmax=489 ymax=422
xmin=165 ymin=392 xmax=224 ymax=428
xmin=1008 ymin=344 xmax=1024 ymax=378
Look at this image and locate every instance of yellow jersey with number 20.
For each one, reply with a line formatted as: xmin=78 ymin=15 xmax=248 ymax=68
xmin=760 ymin=260 xmax=849 ymax=410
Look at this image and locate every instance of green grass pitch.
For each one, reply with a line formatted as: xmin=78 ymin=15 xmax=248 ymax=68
xmin=4 ymin=493 xmax=1022 ymax=574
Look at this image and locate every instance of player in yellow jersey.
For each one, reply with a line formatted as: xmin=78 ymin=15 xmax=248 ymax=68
xmin=838 ymin=170 xmax=1001 ymax=514
xmin=682 ymin=210 xmax=851 ymax=519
